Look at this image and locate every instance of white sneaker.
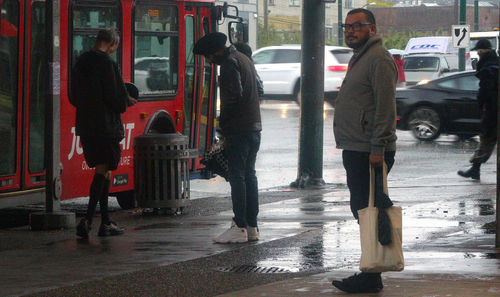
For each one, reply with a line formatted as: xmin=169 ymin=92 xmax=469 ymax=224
xmin=247 ymin=226 xmax=259 ymax=241
xmin=213 ymin=220 xmax=248 ymax=243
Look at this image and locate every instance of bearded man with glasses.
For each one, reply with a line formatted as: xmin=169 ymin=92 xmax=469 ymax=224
xmin=331 ymin=8 xmax=398 ymax=293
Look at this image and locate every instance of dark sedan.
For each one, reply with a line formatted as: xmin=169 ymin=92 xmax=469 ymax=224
xmin=396 ymin=71 xmax=480 ymax=141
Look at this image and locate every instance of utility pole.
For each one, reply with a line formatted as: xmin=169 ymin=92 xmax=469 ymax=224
xmin=30 ymin=0 xmax=75 ymax=230
xmin=263 ymin=0 xmax=268 ymax=32
xmin=496 ymin=56 xmax=500 ymax=248
xmin=338 ymin=0 xmax=343 ymax=46
xmin=291 ymin=0 xmax=326 ymax=188
xmin=458 ymin=0 xmax=466 ymax=71
xmin=474 ymin=0 xmax=478 ymax=31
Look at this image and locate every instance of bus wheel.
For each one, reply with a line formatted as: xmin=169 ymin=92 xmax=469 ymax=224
xmin=115 ymin=191 xmax=136 ymax=210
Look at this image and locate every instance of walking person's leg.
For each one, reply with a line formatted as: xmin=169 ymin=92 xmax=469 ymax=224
xmin=245 ymin=132 xmax=261 ymax=241
xmin=458 ymin=133 xmax=496 ymax=180
xmin=214 ymin=134 xmax=249 ymax=243
xmin=96 ymin=138 xmax=124 ymax=236
xmin=77 ymin=168 xmax=108 ymax=238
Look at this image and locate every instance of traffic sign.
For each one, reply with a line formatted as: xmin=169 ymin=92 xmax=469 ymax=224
xmin=452 ymin=25 xmax=470 ymax=48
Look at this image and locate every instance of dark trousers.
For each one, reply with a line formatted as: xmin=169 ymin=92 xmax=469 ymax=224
xmin=342 ymin=150 xmax=396 ymax=220
xmin=342 ymin=150 xmax=396 ymax=278
xmin=225 ymin=131 xmax=261 ymax=228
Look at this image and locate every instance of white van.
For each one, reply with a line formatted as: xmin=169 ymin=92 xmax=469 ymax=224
xmin=403 ymin=37 xmax=469 ymax=85
xmin=469 ymin=31 xmax=499 ymax=68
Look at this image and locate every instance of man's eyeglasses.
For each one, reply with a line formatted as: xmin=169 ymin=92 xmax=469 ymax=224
xmin=341 ymin=22 xmax=372 ymax=32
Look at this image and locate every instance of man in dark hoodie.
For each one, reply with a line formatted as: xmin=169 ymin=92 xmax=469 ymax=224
xmin=70 ymin=28 xmax=136 ymax=238
xmin=458 ymin=38 xmax=499 ymax=180
xmin=193 ymin=33 xmax=262 ymax=244
xmin=331 ymin=8 xmax=398 ymax=293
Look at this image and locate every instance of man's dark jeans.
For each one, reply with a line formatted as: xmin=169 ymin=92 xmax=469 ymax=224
xmin=225 ymin=131 xmax=261 ymax=228
xmin=342 ymin=150 xmax=396 ymax=220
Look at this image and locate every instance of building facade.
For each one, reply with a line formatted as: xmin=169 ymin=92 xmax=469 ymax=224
xmin=258 ymin=0 xmax=364 ymax=44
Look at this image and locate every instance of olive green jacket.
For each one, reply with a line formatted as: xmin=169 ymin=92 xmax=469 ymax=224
xmin=334 ymin=35 xmax=397 ymax=155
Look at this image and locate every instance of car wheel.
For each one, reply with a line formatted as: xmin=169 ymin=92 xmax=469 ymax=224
xmin=293 ymin=81 xmax=301 ymax=104
xmin=407 ymin=107 xmax=441 ymax=141
xmin=115 ymin=191 xmax=136 ymax=210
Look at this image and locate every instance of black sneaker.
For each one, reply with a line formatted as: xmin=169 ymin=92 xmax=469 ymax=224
xmin=332 ymin=272 xmax=383 ymax=293
xmin=76 ymin=218 xmax=90 ymax=238
xmin=98 ymin=221 xmax=124 ymax=237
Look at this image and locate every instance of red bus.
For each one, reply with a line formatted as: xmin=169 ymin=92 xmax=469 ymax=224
xmin=0 ymin=0 xmax=243 ymax=208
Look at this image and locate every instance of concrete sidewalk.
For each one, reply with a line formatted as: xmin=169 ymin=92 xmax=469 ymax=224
xmin=219 ymin=271 xmax=500 ymax=296
xmin=1 ymin=180 xmax=500 ymax=297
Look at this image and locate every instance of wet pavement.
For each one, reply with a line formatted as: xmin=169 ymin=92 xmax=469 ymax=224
xmin=1 ymin=101 xmax=500 ymax=296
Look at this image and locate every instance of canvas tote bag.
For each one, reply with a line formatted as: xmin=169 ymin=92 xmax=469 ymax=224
xmin=358 ymin=163 xmax=404 ymax=273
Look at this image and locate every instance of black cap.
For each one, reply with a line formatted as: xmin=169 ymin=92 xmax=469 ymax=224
xmin=193 ymin=32 xmax=227 ymax=55
xmin=125 ymin=82 xmax=139 ymax=99
xmin=471 ymin=38 xmax=492 ymax=51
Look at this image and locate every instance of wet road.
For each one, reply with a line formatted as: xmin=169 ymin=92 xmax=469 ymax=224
xmin=1 ymin=100 xmax=499 ymax=296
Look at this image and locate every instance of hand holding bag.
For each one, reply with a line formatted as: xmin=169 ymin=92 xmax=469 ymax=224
xmin=358 ymin=163 xmax=404 ymax=273
xmin=201 ymin=138 xmax=229 ymax=181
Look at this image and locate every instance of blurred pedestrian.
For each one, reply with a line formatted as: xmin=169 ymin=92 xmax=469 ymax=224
xmin=458 ymin=38 xmax=499 ymax=180
xmin=233 ymin=42 xmax=264 ymax=97
xmin=193 ymin=33 xmax=262 ymax=243
xmin=331 ymin=8 xmax=398 ymax=293
xmin=70 ymin=28 xmax=137 ymax=238
xmin=393 ymin=54 xmax=406 ymax=87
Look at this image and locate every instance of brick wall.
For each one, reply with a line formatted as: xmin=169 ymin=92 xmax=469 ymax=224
xmin=371 ymin=6 xmax=499 ymax=35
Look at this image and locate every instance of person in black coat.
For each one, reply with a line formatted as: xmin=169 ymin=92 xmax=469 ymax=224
xmin=233 ymin=42 xmax=264 ymax=97
xmin=70 ymin=28 xmax=136 ymax=238
xmin=458 ymin=38 xmax=499 ymax=180
xmin=193 ymin=33 xmax=262 ymax=244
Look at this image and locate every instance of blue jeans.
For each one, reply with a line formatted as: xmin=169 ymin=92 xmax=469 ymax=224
xmin=225 ymin=131 xmax=261 ymax=228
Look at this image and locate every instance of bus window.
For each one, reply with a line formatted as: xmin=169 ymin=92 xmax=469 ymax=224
xmin=0 ymin=0 xmax=19 ymax=176
xmin=28 ymin=1 xmax=47 ymax=173
xmin=71 ymin=1 xmax=120 ymax=68
xmin=133 ymin=4 xmax=179 ymax=97
xmin=182 ymin=15 xmax=195 ymax=138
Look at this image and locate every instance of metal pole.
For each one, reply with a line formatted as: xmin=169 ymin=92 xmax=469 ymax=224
xmin=338 ymin=0 xmax=343 ymax=46
xmin=474 ymin=0 xmax=478 ymax=31
xmin=30 ymin=0 xmax=74 ymax=230
xmin=291 ymin=0 xmax=325 ymax=188
xmin=496 ymin=55 xmax=500 ymax=248
xmin=458 ymin=0 xmax=466 ymax=71
xmin=263 ymin=0 xmax=268 ymax=32
xmin=45 ymin=0 xmax=61 ymax=213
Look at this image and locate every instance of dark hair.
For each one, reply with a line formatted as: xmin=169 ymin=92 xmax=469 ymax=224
xmin=347 ymin=8 xmax=376 ymax=25
xmin=233 ymin=42 xmax=253 ymax=59
xmin=96 ymin=28 xmax=120 ymax=44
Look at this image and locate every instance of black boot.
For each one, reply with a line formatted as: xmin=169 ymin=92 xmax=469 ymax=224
xmin=458 ymin=163 xmax=480 ymax=180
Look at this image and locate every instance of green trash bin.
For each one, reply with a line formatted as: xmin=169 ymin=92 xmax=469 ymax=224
xmin=134 ymin=133 xmax=198 ymax=210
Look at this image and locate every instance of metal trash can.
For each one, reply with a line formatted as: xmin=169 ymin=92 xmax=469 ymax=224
xmin=134 ymin=133 xmax=198 ymax=209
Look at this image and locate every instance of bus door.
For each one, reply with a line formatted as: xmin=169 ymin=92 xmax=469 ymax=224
xmin=182 ymin=4 xmax=215 ymax=171
xmin=0 ymin=0 xmax=47 ymax=194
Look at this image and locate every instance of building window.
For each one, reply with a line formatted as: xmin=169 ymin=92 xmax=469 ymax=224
xmin=269 ymin=0 xmax=276 ymax=6
xmin=289 ymin=0 xmax=300 ymax=7
xmin=238 ymin=0 xmax=249 ymax=3
xmin=344 ymin=0 xmax=353 ymax=9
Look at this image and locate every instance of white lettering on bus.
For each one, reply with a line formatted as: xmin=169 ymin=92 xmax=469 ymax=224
xmin=120 ymin=123 xmax=135 ymax=151
xmin=67 ymin=127 xmax=83 ymax=160
xmin=67 ymin=123 xmax=135 ymax=161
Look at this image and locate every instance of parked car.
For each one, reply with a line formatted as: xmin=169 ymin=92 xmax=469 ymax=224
xmin=396 ymin=71 xmax=480 ymax=141
xmin=403 ymin=53 xmax=459 ymax=86
xmin=134 ymin=57 xmax=171 ymax=95
xmin=251 ymin=45 xmax=353 ymax=103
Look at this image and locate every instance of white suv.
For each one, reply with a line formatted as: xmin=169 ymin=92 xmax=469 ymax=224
xmin=252 ymin=45 xmax=353 ymax=101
